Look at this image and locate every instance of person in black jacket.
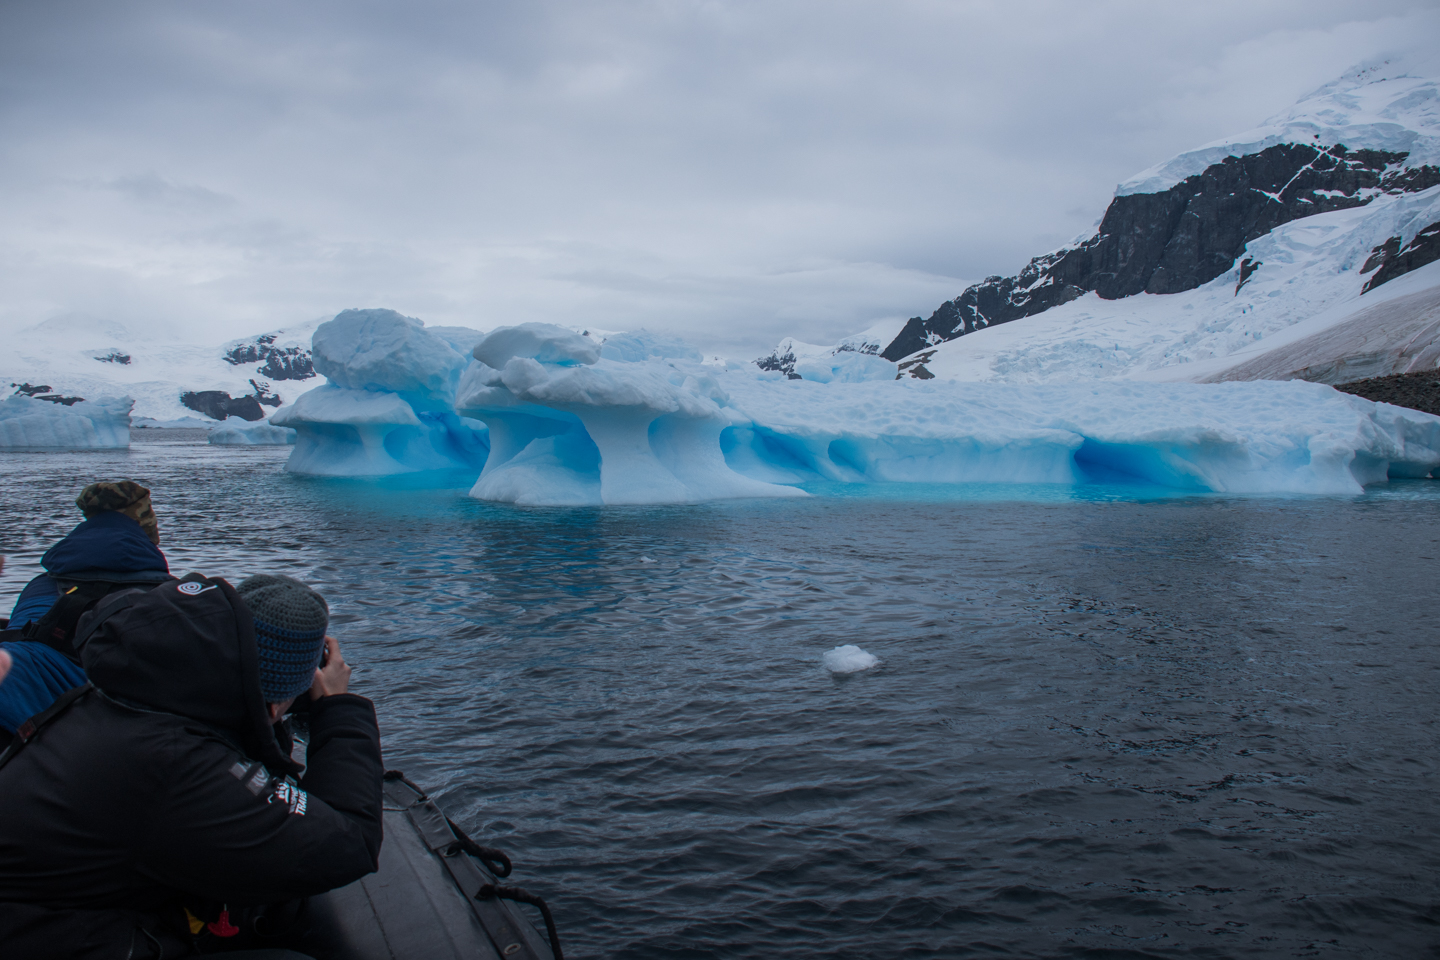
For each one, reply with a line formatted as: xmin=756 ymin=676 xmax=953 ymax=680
xmin=1 ymin=479 xmax=173 ymax=736
xmin=0 ymin=572 xmax=383 ymax=960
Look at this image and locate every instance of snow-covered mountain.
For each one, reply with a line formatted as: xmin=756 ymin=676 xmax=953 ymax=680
xmin=762 ymin=56 xmax=1440 ymax=386
xmin=0 ymin=315 xmax=490 ymax=422
xmin=1 ymin=316 xmax=325 ymax=422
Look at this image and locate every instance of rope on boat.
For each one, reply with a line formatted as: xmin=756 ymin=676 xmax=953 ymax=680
xmin=478 ymin=885 xmax=564 ymax=960
xmin=446 ymin=816 xmax=514 ymax=878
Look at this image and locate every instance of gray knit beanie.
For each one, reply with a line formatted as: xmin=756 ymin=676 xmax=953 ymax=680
xmin=237 ymin=574 xmax=330 ymax=703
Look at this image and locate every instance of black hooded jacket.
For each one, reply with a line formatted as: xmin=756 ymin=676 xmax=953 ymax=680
xmin=0 ymin=574 xmax=383 ymax=959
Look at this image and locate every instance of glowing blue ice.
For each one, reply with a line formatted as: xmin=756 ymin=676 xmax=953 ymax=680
xmin=272 ymin=309 xmax=487 ymax=476
xmin=275 ymin=313 xmax=1440 ymax=498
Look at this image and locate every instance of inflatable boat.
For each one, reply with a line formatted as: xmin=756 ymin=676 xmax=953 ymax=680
xmin=302 ymin=768 xmax=562 ymax=960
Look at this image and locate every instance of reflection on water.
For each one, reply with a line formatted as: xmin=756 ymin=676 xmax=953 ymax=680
xmin=3 ymin=441 xmax=1440 ymax=958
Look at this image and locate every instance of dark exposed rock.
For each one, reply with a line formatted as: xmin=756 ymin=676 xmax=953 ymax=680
xmin=181 ymin=391 xmax=264 ymax=421
xmin=884 ymin=143 xmax=1426 ymax=363
xmin=94 ymin=351 xmax=131 ymax=365
xmin=1334 ymin=368 xmax=1440 ymax=418
xmin=223 ymin=334 xmax=276 ymax=364
xmin=1379 ymin=165 xmax=1440 ymax=193
xmin=895 ymin=350 xmax=937 ymax=380
xmin=223 ymin=334 xmax=315 ymax=381
xmin=179 ymin=380 xmax=283 ymax=421
xmin=257 ymin=349 xmax=314 ymax=381
xmin=9 ymin=383 xmax=83 ymax=405
xmin=1236 ymin=257 xmax=1262 ymax=294
xmin=1361 ymin=221 xmax=1440 ymax=294
xmin=755 ymin=349 xmax=803 ymax=379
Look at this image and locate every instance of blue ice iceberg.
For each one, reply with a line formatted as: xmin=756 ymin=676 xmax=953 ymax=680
xmin=276 ymin=314 xmax=1440 ymax=499
xmin=458 ymin=323 xmax=800 ymax=505
xmin=718 ymin=377 xmax=1440 ymax=494
xmin=0 ymin=395 xmax=131 ymax=449
xmin=272 ymin=309 xmax=488 ymax=476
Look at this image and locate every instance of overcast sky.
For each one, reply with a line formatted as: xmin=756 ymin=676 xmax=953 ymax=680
xmin=2 ymin=1 xmax=1437 ymax=357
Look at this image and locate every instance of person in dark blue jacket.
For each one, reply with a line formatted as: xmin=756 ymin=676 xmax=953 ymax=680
xmin=0 ymin=480 xmax=172 ymax=734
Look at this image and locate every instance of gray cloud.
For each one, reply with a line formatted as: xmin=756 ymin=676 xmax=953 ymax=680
xmin=1 ymin=0 xmax=1436 ymax=357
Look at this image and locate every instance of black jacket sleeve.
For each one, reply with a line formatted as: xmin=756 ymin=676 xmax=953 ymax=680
xmin=135 ymin=693 xmax=384 ymax=904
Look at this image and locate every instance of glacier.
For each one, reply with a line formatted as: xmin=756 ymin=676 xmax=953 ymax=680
xmin=0 ymin=394 xmax=131 ymax=450
xmin=275 ymin=315 xmax=1440 ymax=500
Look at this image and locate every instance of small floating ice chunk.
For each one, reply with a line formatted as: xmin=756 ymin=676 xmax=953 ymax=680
xmin=208 ymin=420 xmax=297 ymax=445
xmin=640 ymin=556 xmax=657 ymax=563
xmin=823 ymin=644 xmax=879 ymax=673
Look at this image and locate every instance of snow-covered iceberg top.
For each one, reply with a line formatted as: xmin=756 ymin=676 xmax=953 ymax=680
xmin=312 ymin=308 xmax=470 ymax=408
xmin=0 ymin=394 xmax=131 ymax=450
xmin=1119 ymin=58 xmax=1440 ymax=196
xmin=273 ymin=308 xmax=489 ymax=476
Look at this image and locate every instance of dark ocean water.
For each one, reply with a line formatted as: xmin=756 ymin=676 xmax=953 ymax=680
xmin=3 ymin=436 xmax=1440 ymax=959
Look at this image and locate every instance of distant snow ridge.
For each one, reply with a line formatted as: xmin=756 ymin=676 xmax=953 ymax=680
xmin=755 ymin=320 xmax=906 ymax=380
xmin=0 ymin=315 xmax=325 ymax=422
xmin=277 ymin=315 xmax=1440 ymax=499
xmin=0 ymin=394 xmax=131 ymax=449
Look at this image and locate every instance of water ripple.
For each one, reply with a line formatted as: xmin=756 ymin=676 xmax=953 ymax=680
xmin=2 ymin=442 xmax=1439 ymax=957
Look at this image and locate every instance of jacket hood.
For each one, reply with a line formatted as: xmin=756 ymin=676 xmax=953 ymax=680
xmin=74 ymin=574 xmax=300 ymax=776
xmin=43 ymin=512 xmax=170 ymax=582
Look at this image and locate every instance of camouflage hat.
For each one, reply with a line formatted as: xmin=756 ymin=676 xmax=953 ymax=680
xmin=76 ymin=480 xmax=161 ymax=546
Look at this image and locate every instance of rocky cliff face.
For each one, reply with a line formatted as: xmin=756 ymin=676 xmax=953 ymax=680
xmin=882 ymin=144 xmax=1440 ymax=362
xmin=223 ymin=334 xmax=316 ymax=381
xmin=1363 ymin=220 xmax=1440 ymax=293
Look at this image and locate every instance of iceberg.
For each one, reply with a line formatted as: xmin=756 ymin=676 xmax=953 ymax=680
xmin=793 ymin=351 xmax=897 ymax=383
xmin=0 ymin=394 xmax=131 ymax=449
xmin=458 ymin=323 xmax=801 ymax=505
xmin=275 ymin=312 xmax=1440 ymax=499
xmin=720 ymin=377 xmax=1440 ymax=494
xmin=208 ymin=420 xmax=297 ymax=446
xmin=274 ymin=309 xmax=488 ymax=476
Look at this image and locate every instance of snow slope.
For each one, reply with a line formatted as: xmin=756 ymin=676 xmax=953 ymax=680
xmin=919 ymin=188 xmax=1440 ymax=383
xmin=803 ymin=55 xmax=1440 ymax=387
xmin=1120 ymin=59 xmax=1440 ymax=196
xmin=0 ymin=315 xmax=328 ymax=421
